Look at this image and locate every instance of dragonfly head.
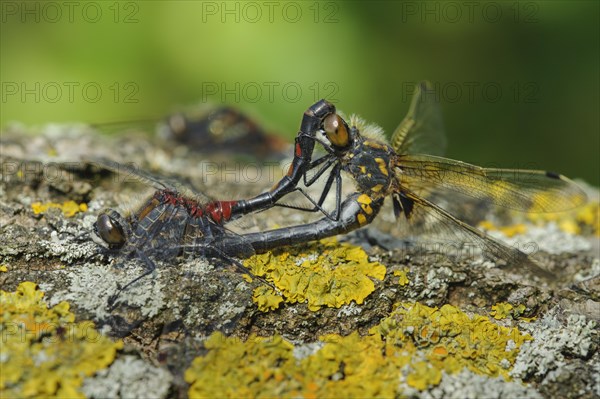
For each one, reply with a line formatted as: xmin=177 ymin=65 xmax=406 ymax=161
xmin=323 ymin=113 xmax=354 ymax=150
xmin=93 ymin=209 xmax=129 ymax=249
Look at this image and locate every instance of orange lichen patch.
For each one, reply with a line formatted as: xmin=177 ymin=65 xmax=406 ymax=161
xmin=244 ymin=238 xmax=386 ymax=312
xmin=0 ymin=282 xmax=123 ymax=398
xmin=185 ymin=302 xmax=532 ymax=397
xmin=31 ymin=201 xmax=88 ymax=217
xmin=375 ymin=303 xmax=532 ymax=384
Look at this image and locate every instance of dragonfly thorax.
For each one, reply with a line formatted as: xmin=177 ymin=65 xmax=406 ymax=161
xmin=343 ymin=137 xmax=395 ymax=199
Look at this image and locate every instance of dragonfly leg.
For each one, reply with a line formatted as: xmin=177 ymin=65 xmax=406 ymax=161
xmin=276 ymin=163 xmax=343 ymax=221
xmin=176 ymin=240 xmax=279 ymax=291
xmin=230 ymin=100 xmax=336 ymax=218
xmin=211 ymin=251 xmax=278 ymax=292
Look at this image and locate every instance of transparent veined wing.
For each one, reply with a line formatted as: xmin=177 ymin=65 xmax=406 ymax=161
xmin=390 ymin=81 xmax=447 ymax=156
xmin=86 ymin=157 xmax=212 ymax=204
xmin=396 ymin=154 xmax=587 ymax=213
xmin=389 ymin=188 xmax=554 ymax=280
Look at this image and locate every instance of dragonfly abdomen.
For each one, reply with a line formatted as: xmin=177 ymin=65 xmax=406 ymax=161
xmin=229 ymin=193 xmax=384 ymax=254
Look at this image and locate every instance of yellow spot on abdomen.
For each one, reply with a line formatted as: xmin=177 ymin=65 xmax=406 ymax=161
xmin=357 ymin=214 xmax=367 ymax=226
xmin=358 ymin=194 xmax=372 ymax=205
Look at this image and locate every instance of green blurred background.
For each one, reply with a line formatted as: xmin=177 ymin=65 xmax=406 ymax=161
xmin=1 ymin=1 xmax=598 ymax=184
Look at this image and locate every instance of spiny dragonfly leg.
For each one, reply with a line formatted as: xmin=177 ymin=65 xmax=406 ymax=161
xmin=274 ymin=162 xmax=343 ymax=222
xmin=212 ymin=251 xmax=278 ymax=292
xmin=304 ymin=153 xmax=337 ymax=185
xmin=312 ymin=162 xmax=342 ymax=219
xmin=270 ymin=120 xmax=346 ymax=220
xmin=229 ymin=100 xmax=336 ymax=218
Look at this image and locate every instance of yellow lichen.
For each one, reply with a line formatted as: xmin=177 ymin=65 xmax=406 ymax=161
xmin=479 ymin=199 xmax=599 ymax=237
xmin=376 ymin=303 xmax=532 ymax=384
xmin=185 ymin=302 xmax=532 ymax=397
xmin=574 ymin=201 xmax=599 ymax=236
xmin=491 ymin=302 xmax=515 ymax=319
xmin=393 ymin=268 xmax=410 ymax=286
xmin=245 ymin=238 xmax=386 ymax=311
xmin=185 ymin=332 xmax=298 ymax=399
xmin=0 ymin=282 xmax=123 ymax=398
xmin=526 ymin=199 xmax=599 ymax=236
xmin=0 ymin=265 xmax=8 ymax=272
xmin=31 ymin=201 xmax=88 ymax=217
xmin=252 ymin=286 xmax=284 ymax=312
xmin=491 ymin=302 xmax=536 ymax=322
xmin=407 ymin=361 xmax=442 ymax=390
xmin=478 ymin=221 xmax=528 ymax=238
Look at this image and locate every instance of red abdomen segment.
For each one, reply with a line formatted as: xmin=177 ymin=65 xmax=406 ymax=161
xmin=153 ymin=190 xmax=238 ymax=225
xmin=204 ymin=200 xmax=237 ymax=224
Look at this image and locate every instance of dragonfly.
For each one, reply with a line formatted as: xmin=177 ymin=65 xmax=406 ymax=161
xmin=221 ymin=82 xmax=588 ymax=279
xmin=92 ymin=82 xmax=587 ymax=316
xmin=88 ymin=157 xmax=352 ymax=339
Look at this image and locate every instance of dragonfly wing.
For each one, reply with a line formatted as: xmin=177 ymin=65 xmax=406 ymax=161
xmin=85 ymin=157 xmax=213 ymax=203
xmin=86 ymin=157 xmax=170 ymax=189
xmin=392 ymin=189 xmax=554 ymax=280
xmin=397 ymin=154 xmax=587 ymax=213
xmin=390 ymin=81 xmax=447 ymax=156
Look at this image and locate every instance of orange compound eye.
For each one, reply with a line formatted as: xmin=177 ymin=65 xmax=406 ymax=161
xmin=323 ymin=114 xmax=350 ymax=148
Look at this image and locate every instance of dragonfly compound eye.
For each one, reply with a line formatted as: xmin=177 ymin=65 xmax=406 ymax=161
xmin=323 ymin=114 xmax=350 ymax=148
xmin=95 ymin=213 xmax=126 ymax=248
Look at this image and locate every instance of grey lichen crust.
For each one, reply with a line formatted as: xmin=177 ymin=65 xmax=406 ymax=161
xmin=511 ymin=308 xmax=597 ymax=383
xmin=1 ymin=123 xmax=599 ymax=398
xmin=81 ymin=355 xmax=172 ymax=399
xmin=422 ymin=370 xmax=543 ymax=399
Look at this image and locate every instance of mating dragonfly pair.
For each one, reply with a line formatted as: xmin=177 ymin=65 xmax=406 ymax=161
xmin=93 ymin=82 xmax=586 ymax=305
